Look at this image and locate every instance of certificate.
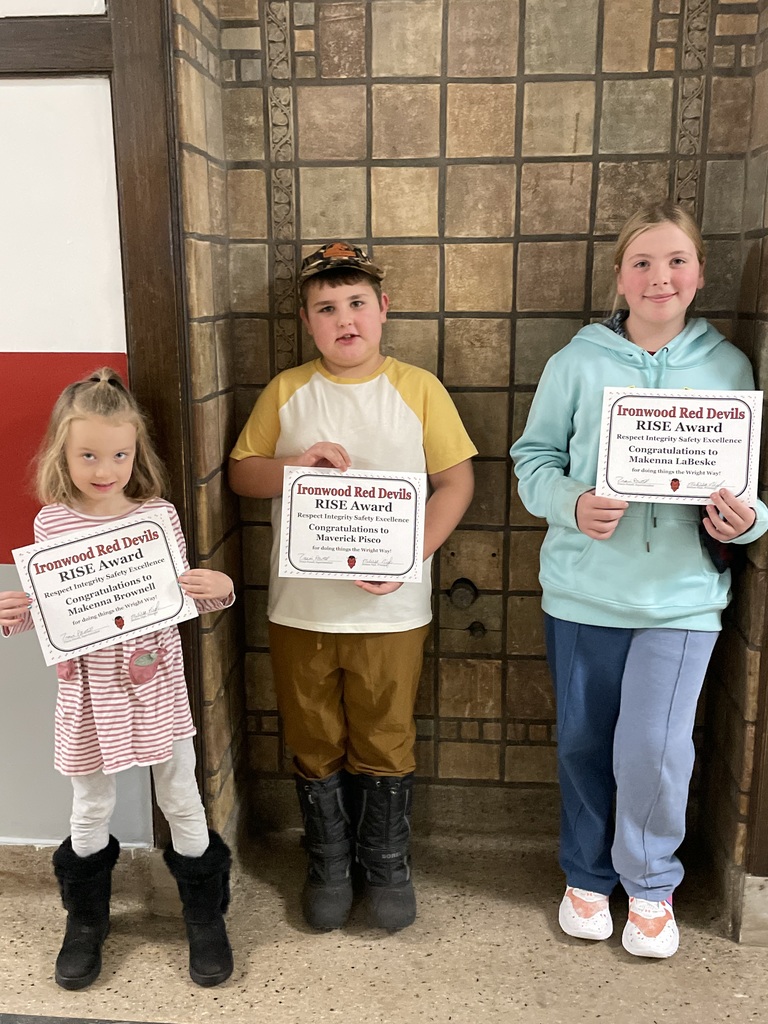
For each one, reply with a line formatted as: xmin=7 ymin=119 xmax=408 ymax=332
xmin=279 ymin=467 xmax=426 ymax=582
xmin=12 ymin=508 xmax=198 ymax=666
xmin=595 ymin=388 xmax=763 ymax=505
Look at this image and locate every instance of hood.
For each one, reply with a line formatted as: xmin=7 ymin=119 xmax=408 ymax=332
xmin=570 ymin=317 xmax=726 ymax=370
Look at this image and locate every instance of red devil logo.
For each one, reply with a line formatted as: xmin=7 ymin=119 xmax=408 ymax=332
xmin=347 ymin=555 xmax=356 ymax=568
xmin=115 ymin=615 xmax=125 ymax=629
xmin=670 ymin=478 xmax=680 ymax=492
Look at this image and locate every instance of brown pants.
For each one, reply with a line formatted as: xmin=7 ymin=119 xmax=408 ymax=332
xmin=268 ymin=622 xmax=429 ymax=780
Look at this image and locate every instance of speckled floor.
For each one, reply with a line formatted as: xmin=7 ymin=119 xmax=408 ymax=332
xmin=2 ymin=832 xmax=768 ymax=1024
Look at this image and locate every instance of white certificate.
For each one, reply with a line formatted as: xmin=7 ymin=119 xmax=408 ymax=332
xmin=595 ymin=388 xmax=763 ymax=505
xmin=279 ymin=467 xmax=426 ymax=582
xmin=12 ymin=508 xmax=198 ymax=666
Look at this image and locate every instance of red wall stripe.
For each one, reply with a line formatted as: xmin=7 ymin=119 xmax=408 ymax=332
xmin=0 ymin=352 xmax=129 ymax=563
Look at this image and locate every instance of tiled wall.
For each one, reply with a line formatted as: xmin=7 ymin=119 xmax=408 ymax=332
xmin=703 ymin=0 xmax=768 ymax=936
xmin=170 ymin=0 xmax=768 ymax=872
xmin=174 ymin=0 xmax=246 ymax=838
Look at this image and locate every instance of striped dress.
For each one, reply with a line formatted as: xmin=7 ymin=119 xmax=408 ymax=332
xmin=4 ymin=498 xmax=234 ymax=776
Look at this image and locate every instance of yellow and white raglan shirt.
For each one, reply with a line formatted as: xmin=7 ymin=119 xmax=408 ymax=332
xmin=230 ymin=357 xmax=477 ymax=634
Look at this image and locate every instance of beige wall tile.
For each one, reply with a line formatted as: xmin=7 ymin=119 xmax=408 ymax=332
xmin=220 ymin=0 xmax=258 ymax=15
xmin=525 ymin=0 xmax=598 ymax=74
xmin=371 ymin=166 xmax=439 ymax=237
xmin=507 ymin=595 xmax=545 ymax=655
xmin=229 ymin=243 xmax=268 ymax=312
xmin=300 ymin=166 xmax=367 ymax=238
xmin=193 ymin=396 xmax=223 ymax=479
xmin=504 ymin=744 xmax=557 ymax=783
xmin=319 ymin=3 xmax=366 ymax=79
xmin=451 ymin=392 xmax=508 ymax=457
xmin=593 ymin=242 xmax=618 ymax=312
xmin=446 ymin=84 xmax=516 ymax=158
xmin=507 ymin=659 xmax=553 ymax=718
xmin=185 ymin=238 xmax=214 ymax=318
xmin=517 ymin=242 xmax=587 ymax=312
xmin=443 ymin=318 xmax=511 ymax=387
xmin=439 ymin=659 xmax=503 ymax=718
xmin=716 ymin=13 xmax=759 ymax=36
xmin=466 ymin=462 xmax=507 ymax=525
xmin=175 ymin=58 xmax=207 ymax=151
xmin=522 ymin=81 xmax=595 ymax=157
xmin=439 ymin=741 xmax=500 ymax=780
xmin=445 ymin=243 xmax=514 ymax=312
xmin=445 ymin=165 xmax=516 ymax=238
xmin=698 ymin=240 xmax=742 ymax=312
xmin=508 ymin=478 xmax=541 ymax=528
xmin=600 ymin=79 xmax=674 ymax=153
xmin=511 ymin=391 xmax=532 ymax=446
xmin=703 ymin=162 xmax=746 ymax=234
xmin=228 ymin=168 xmax=267 ymax=239
xmin=447 ymin=0 xmax=518 ymax=76
xmin=373 ymin=245 xmax=439 ymax=312
xmin=208 ymin=163 xmax=227 ymax=238
xmin=223 ymin=87 xmax=265 ymax=161
xmin=595 ymin=160 xmax=670 ymax=233
xmin=297 ymin=86 xmax=366 ymax=159
xmin=189 ymin=321 xmax=217 ymax=399
xmin=508 ymin=530 xmax=544 ymax=591
xmin=180 ymin=150 xmax=211 ymax=235
xmin=752 ymin=69 xmax=768 ymax=151
xmin=246 ymin=652 xmax=277 ymax=712
xmin=381 ymin=320 xmax=439 ymax=374
xmin=514 ymin=318 xmax=581 ymax=385
xmin=440 ymin=530 xmax=504 ymax=590
xmin=372 ymin=0 xmax=443 ymax=77
xmin=211 ymin=242 xmax=229 ymax=317
xmin=655 ymin=48 xmax=676 ymax=71
xmin=372 ymin=84 xmax=441 ymax=158
xmin=519 ymin=162 xmax=592 ymax=235
xmin=233 ymin=319 xmax=270 ymax=386
xmin=602 ymin=0 xmax=653 ymax=71
xmin=709 ymin=76 xmax=753 ymax=153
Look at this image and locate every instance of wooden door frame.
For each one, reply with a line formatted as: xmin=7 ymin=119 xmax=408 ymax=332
xmin=0 ymin=1 xmax=200 ymax=847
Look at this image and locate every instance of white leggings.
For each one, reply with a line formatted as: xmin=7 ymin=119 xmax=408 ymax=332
xmin=70 ymin=738 xmax=209 ymax=858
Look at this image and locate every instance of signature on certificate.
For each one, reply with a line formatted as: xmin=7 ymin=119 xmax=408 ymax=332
xmin=132 ymin=599 xmax=161 ymax=622
xmin=61 ymin=627 xmax=98 ymax=643
xmin=298 ymin=554 xmax=333 ymax=564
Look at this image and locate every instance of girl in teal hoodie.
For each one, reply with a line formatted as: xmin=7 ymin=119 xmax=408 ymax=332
xmin=510 ymin=200 xmax=768 ymax=959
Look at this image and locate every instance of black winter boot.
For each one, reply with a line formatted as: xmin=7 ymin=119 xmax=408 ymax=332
xmin=296 ymin=772 xmax=353 ymax=931
xmin=163 ymin=830 xmax=234 ymax=987
xmin=52 ymin=835 xmax=120 ymax=990
xmin=354 ymin=773 xmax=416 ymax=932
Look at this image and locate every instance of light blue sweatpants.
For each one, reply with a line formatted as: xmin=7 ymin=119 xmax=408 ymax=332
xmin=545 ymin=615 xmax=717 ymax=902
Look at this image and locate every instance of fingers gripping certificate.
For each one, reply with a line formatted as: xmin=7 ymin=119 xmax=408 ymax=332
xmin=595 ymin=388 xmax=763 ymax=505
xmin=279 ymin=467 xmax=426 ymax=582
xmin=12 ymin=509 xmax=198 ymax=666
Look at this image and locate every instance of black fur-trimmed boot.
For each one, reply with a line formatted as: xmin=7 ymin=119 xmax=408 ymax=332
xmin=296 ymin=772 xmax=353 ymax=931
xmin=163 ymin=830 xmax=234 ymax=987
xmin=52 ymin=835 xmax=120 ymax=990
xmin=354 ymin=773 xmax=416 ymax=932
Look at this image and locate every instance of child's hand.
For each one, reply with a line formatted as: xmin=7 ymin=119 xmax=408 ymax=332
xmin=0 ymin=591 xmax=32 ymax=627
xmin=178 ymin=570 xmax=233 ymax=602
xmin=354 ymin=580 xmax=404 ymax=595
xmin=576 ymin=489 xmax=629 ymax=539
xmin=297 ymin=442 xmax=352 ymax=471
xmin=702 ymin=488 xmax=756 ymax=541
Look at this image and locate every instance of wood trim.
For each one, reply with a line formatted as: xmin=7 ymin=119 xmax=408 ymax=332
xmin=747 ymin=623 xmax=768 ymax=874
xmin=0 ymin=17 xmax=112 ymax=73
xmin=108 ymin=0 xmax=199 ymax=844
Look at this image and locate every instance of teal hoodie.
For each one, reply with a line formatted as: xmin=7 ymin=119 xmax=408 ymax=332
xmin=510 ymin=318 xmax=768 ymax=630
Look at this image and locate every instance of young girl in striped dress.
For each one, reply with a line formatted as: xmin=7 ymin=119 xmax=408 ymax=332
xmin=0 ymin=368 xmax=235 ymax=990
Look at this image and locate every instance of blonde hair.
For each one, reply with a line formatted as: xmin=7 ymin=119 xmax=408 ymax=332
xmin=36 ymin=367 xmax=168 ymax=506
xmin=612 ymin=199 xmax=705 ymax=312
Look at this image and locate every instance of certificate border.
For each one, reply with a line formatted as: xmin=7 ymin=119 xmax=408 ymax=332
xmin=279 ymin=468 xmax=426 ymax=582
xmin=12 ymin=509 xmax=198 ymax=665
xmin=597 ymin=389 xmax=762 ymax=505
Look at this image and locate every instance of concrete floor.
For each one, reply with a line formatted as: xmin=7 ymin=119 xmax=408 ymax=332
xmin=2 ymin=832 xmax=768 ymax=1024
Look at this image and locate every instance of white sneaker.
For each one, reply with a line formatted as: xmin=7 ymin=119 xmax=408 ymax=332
xmin=622 ymin=897 xmax=679 ymax=958
xmin=558 ymin=886 xmax=613 ymax=940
